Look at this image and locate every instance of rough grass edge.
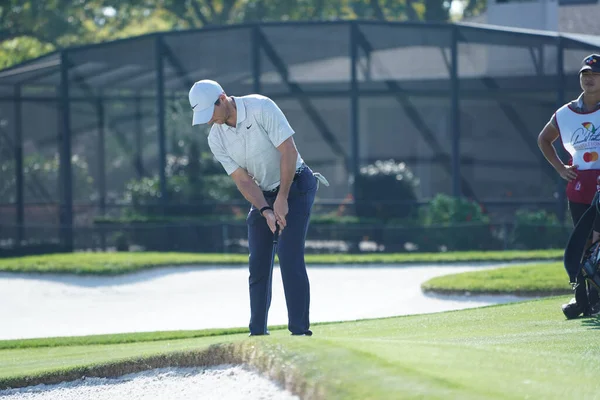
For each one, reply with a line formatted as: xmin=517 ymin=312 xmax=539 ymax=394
xmin=421 ymin=287 xmax=572 ymax=297
xmin=0 ymin=251 xmax=564 ymax=276
xmin=0 ymin=327 xmax=252 ymax=350
xmin=0 ymin=341 xmax=325 ymax=400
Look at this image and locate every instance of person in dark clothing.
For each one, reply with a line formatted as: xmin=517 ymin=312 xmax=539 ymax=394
xmin=538 ymin=54 xmax=600 ymax=319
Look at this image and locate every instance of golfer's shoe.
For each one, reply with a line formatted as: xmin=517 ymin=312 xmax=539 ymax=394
xmin=249 ymin=331 xmax=270 ymax=337
xmin=562 ymin=298 xmax=585 ymax=319
xmin=291 ymin=330 xmax=313 ymax=336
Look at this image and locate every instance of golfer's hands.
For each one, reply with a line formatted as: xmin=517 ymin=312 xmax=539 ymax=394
xmin=558 ymin=164 xmax=578 ymax=181
xmin=273 ymin=196 xmax=288 ymax=230
xmin=263 ymin=210 xmax=279 ymax=234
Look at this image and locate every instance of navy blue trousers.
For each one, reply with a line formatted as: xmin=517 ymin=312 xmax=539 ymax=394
xmin=246 ymin=166 xmax=317 ymax=335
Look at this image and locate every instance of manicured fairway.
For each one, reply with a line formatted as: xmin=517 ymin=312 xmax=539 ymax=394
xmin=1 ymin=296 xmax=598 ymax=400
xmin=422 ymin=262 xmax=572 ymax=295
xmin=0 ymin=250 xmax=563 ymax=275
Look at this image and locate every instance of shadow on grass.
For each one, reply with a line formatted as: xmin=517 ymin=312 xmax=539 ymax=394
xmin=580 ymin=315 xmax=600 ymax=329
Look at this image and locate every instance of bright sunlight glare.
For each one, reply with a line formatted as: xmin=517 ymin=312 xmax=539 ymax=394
xmin=102 ymin=7 xmax=117 ymax=17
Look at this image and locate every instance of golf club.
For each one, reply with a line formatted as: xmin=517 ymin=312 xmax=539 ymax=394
xmin=270 ymin=224 xmax=280 ymax=270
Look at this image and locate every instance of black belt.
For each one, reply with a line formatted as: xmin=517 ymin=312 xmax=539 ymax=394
xmin=263 ymin=164 xmax=307 ymax=194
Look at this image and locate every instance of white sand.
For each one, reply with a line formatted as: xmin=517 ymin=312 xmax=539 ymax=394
xmin=0 ymin=262 xmax=538 ymax=341
xmin=0 ymin=365 xmax=299 ymax=400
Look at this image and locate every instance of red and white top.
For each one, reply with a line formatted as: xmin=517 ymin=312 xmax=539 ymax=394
xmin=556 ymin=102 xmax=600 ymax=204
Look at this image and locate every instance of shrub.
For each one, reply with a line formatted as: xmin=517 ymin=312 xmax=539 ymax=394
xmin=510 ymin=209 xmax=570 ymax=250
xmin=354 ymin=159 xmax=419 ymax=221
xmin=420 ymin=193 xmax=488 ymax=226
xmin=123 ymin=139 xmax=241 ymax=217
xmin=416 ymin=194 xmax=500 ymax=251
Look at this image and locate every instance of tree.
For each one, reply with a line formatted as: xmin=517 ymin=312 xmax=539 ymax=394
xmin=0 ymin=1 xmax=178 ymax=68
xmin=462 ymin=0 xmax=486 ymax=19
xmin=0 ymin=0 xmax=469 ymax=68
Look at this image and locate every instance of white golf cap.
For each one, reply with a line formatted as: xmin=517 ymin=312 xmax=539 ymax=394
xmin=189 ymin=79 xmax=223 ymax=125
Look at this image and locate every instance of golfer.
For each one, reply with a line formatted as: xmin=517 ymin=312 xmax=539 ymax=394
xmin=538 ymin=54 xmax=600 ymax=319
xmin=189 ymin=79 xmax=327 ymax=336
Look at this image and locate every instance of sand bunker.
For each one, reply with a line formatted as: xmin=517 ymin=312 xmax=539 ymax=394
xmin=0 ymin=365 xmax=299 ymax=400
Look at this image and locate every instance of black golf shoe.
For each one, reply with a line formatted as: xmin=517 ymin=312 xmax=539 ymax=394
xmin=562 ymin=298 xmax=585 ymax=319
xmin=291 ymin=330 xmax=313 ymax=336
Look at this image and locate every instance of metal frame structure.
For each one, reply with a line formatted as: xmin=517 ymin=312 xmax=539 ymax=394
xmin=1 ymin=20 xmax=599 ymax=251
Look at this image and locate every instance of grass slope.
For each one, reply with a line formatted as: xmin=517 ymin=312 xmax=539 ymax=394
xmin=0 ymin=250 xmax=563 ymax=275
xmin=422 ymin=262 xmax=572 ymax=295
xmin=1 ymin=296 xmax=599 ymax=400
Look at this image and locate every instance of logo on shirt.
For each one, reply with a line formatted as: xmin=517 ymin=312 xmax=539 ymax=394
xmin=246 ymin=124 xmax=253 ymax=130
xmin=583 ymin=122 xmax=596 ymax=132
xmin=584 ymin=151 xmax=599 ymax=162
xmin=576 ymin=181 xmax=581 ymax=191
xmin=572 ymin=121 xmax=600 ymax=149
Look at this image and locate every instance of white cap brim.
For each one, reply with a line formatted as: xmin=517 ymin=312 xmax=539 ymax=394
xmin=192 ymin=105 xmax=214 ymax=126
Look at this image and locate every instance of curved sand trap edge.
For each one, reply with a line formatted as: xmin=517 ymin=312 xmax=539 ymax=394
xmin=0 ymin=365 xmax=299 ymax=400
xmin=0 ymin=342 xmax=324 ymax=400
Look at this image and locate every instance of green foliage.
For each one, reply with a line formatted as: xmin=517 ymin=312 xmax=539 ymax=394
xmin=420 ymin=193 xmax=489 ymax=225
xmin=2 ymin=297 xmax=600 ymax=400
xmin=123 ymin=156 xmax=240 ymax=216
xmin=0 ymin=249 xmax=563 ymax=275
xmin=0 ymin=153 xmax=95 ymax=202
xmin=310 ymin=214 xmax=363 ymax=224
xmin=416 ymin=194 xmax=499 ymax=251
xmin=354 ymin=159 xmax=420 ymax=221
xmin=0 ymin=0 xmax=469 ymax=69
xmin=0 ymin=37 xmax=54 ymax=69
xmin=122 ymin=97 xmax=241 ymax=217
xmin=462 ymin=0 xmax=487 ymax=18
xmin=0 ymin=327 xmax=250 ymax=350
xmin=510 ymin=209 xmax=570 ymax=250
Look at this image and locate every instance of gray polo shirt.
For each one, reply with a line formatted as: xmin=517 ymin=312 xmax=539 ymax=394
xmin=208 ymin=95 xmax=304 ymax=191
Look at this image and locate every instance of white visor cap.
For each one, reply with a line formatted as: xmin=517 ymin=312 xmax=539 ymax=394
xmin=189 ymin=80 xmax=223 ymax=125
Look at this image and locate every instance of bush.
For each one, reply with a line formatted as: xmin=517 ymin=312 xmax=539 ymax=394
xmin=123 ymin=139 xmax=241 ymax=217
xmin=0 ymin=153 xmax=95 ymax=203
xmin=354 ymin=159 xmax=419 ymax=221
xmin=420 ymin=193 xmax=488 ymax=226
xmin=416 ymin=194 xmax=500 ymax=251
xmin=510 ymin=209 xmax=571 ymax=250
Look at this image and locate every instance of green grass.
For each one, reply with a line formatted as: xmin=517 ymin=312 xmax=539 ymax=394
xmin=0 ymin=327 xmax=252 ymax=350
xmin=0 ymin=249 xmax=577 ymax=398
xmin=0 ymin=249 xmax=563 ymax=275
xmin=421 ymin=262 xmax=572 ymax=295
xmin=1 ymin=296 xmax=599 ymax=399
